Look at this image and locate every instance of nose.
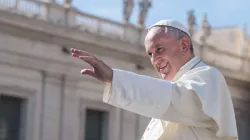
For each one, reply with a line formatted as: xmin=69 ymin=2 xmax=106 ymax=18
xmin=151 ymin=54 xmax=156 ymax=64
xmin=151 ymin=55 xmax=161 ymax=66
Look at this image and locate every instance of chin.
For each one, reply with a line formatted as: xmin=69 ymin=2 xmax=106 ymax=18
xmin=163 ymin=76 xmax=171 ymax=80
xmin=160 ymin=74 xmax=169 ymax=80
xmin=160 ymin=73 xmax=174 ymax=81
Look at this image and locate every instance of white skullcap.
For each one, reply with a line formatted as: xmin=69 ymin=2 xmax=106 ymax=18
xmin=148 ymin=19 xmax=190 ymax=37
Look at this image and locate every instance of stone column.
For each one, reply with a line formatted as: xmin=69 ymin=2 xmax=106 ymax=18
xmin=42 ymin=0 xmax=70 ymax=26
xmin=60 ymin=76 xmax=81 ymax=140
xmin=14 ymin=0 xmax=19 ymax=9
xmin=39 ymin=72 xmax=63 ymax=140
xmin=240 ymin=24 xmax=249 ymax=56
xmin=63 ymin=0 xmax=72 ymax=27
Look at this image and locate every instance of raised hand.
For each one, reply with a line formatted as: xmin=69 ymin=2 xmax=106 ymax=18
xmin=71 ymin=48 xmax=113 ymax=83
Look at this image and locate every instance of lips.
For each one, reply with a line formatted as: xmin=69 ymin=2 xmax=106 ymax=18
xmin=160 ymin=65 xmax=166 ymax=71
xmin=158 ymin=62 xmax=168 ymax=72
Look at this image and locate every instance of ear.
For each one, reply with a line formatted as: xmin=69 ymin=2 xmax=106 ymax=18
xmin=180 ymin=36 xmax=190 ymax=54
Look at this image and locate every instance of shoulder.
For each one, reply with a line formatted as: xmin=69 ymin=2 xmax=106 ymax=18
xmin=186 ymin=62 xmax=223 ymax=77
xmin=180 ymin=61 xmax=226 ymax=84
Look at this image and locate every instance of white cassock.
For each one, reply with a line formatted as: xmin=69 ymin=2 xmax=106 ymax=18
xmin=103 ymin=56 xmax=238 ymax=140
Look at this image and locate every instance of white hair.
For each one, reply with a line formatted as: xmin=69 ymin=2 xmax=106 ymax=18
xmin=163 ymin=26 xmax=194 ymax=54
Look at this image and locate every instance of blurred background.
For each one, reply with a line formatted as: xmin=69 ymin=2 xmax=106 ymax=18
xmin=0 ymin=0 xmax=249 ymax=140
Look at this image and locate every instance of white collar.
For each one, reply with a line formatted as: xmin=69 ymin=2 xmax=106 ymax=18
xmin=172 ymin=56 xmax=201 ymax=81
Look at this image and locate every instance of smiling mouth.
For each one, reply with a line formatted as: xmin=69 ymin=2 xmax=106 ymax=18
xmin=159 ymin=62 xmax=168 ymax=72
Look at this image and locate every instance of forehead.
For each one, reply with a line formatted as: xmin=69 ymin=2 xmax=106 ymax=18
xmin=145 ymin=27 xmax=165 ymax=42
xmin=145 ymin=27 xmax=172 ymax=51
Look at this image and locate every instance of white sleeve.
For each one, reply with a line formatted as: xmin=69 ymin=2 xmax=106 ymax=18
xmin=103 ymin=69 xmax=238 ymax=138
xmin=103 ymin=69 xmax=173 ymax=119
xmin=103 ymin=69 xmax=206 ymax=125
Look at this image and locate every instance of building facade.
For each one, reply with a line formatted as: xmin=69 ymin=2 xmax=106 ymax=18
xmin=0 ymin=0 xmax=249 ymax=140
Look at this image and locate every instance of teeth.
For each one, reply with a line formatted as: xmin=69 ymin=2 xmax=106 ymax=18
xmin=161 ymin=63 xmax=168 ymax=69
xmin=159 ymin=63 xmax=168 ymax=70
xmin=160 ymin=66 xmax=166 ymax=70
xmin=157 ymin=62 xmax=168 ymax=70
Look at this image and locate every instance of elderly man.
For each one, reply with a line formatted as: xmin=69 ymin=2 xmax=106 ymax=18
xmin=71 ymin=19 xmax=238 ymax=140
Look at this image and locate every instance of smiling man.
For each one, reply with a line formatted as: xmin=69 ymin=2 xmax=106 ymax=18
xmin=71 ymin=19 xmax=238 ymax=140
xmin=145 ymin=21 xmax=194 ymax=81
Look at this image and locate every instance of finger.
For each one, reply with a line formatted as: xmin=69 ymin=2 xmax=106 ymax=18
xmin=79 ymin=56 xmax=98 ymax=68
xmin=72 ymin=53 xmax=79 ymax=58
xmin=72 ymin=53 xmax=83 ymax=58
xmin=71 ymin=48 xmax=92 ymax=56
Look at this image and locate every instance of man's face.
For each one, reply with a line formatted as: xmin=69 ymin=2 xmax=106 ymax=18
xmin=145 ymin=27 xmax=189 ymax=80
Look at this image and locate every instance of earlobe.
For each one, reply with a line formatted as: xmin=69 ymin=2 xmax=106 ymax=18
xmin=180 ymin=43 xmax=187 ymax=55
xmin=182 ymin=46 xmax=188 ymax=55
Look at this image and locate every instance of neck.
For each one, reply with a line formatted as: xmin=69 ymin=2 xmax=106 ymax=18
xmin=181 ymin=54 xmax=195 ymax=67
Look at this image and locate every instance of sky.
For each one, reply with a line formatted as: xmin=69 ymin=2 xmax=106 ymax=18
xmin=57 ymin=0 xmax=250 ymax=35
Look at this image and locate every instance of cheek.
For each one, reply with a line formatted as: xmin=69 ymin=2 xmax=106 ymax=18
xmin=161 ymin=53 xmax=180 ymax=68
xmin=168 ymin=48 xmax=182 ymax=60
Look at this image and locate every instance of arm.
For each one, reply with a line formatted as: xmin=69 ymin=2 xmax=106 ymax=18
xmin=103 ymin=68 xmax=238 ymax=138
xmin=103 ymin=69 xmax=173 ymax=119
xmin=103 ymin=69 xmax=209 ymax=126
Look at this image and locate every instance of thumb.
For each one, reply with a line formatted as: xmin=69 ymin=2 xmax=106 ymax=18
xmin=81 ymin=69 xmax=95 ymax=77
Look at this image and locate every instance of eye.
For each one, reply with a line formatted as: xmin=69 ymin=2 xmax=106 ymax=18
xmin=148 ymin=52 xmax=152 ymax=56
xmin=156 ymin=47 xmax=164 ymax=53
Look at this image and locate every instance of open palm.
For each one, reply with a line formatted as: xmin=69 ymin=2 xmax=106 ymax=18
xmin=71 ymin=48 xmax=113 ymax=83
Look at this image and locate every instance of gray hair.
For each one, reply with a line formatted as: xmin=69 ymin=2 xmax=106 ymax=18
xmin=164 ymin=26 xmax=194 ymax=54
